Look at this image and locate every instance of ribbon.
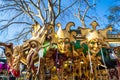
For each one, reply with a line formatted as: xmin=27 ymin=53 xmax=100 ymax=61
xmin=43 ymin=47 xmax=47 ymax=57
xmin=88 ymin=48 xmax=93 ymax=73
xmin=100 ymin=48 xmax=107 ymax=69
xmin=11 ymin=69 xmax=20 ymax=77
xmin=38 ymin=48 xmax=44 ymax=58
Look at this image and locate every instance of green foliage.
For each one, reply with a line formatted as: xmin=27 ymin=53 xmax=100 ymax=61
xmin=107 ymin=15 xmax=115 ymax=22
xmin=110 ymin=6 xmax=120 ymax=14
xmin=107 ymin=5 xmax=120 ymax=32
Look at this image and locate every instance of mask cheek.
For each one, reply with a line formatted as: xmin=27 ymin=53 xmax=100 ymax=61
xmin=88 ymin=44 xmax=93 ymax=49
xmin=57 ymin=44 xmax=63 ymax=52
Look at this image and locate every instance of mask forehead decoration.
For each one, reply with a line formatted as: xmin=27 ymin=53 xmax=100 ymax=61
xmin=55 ymin=22 xmax=76 ymax=42
xmin=86 ymin=30 xmax=99 ymax=42
xmin=28 ymin=22 xmax=52 ymax=48
xmin=56 ymin=23 xmax=65 ymax=39
xmin=49 ymin=22 xmax=76 ymax=53
xmin=32 ymin=22 xmax=41 ymax=37
xmin=90 ymin=20 xmax=99 ymax=30
xmin=80 ymin=21 xmax=112 ymax=54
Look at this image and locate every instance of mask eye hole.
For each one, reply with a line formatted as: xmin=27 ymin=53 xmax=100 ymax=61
xmin=58 ymin=39 xmax=63 ymax=44
xmin=5 ymin=52 xmax=11 ymax=57
xmin=91 ymin=41 xmax=95 ymax=44
xmin=58 ymin=41 xmax=63 ymax=45
xmin=65 ymin=38 xmax=70 ymax=44
xmin=97 ymin=42 xmax=101 ymax=45
xmin=29 ymin=41 xmax=38 ymax=48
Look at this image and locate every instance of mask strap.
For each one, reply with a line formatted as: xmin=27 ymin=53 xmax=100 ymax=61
xmin=100 ymin=48 xmax=106 ymax=67
xmin=37 ymin=48 xmax=44 ymax=74
xmin=101 ymin=48 xmax=109 ymax=79
xmin=56 ymin=49 xmax=59 ymax=69
xmin=88 ymin=48 xmax=93 ymax=73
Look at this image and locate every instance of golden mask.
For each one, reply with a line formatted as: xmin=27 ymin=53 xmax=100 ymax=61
xmin=52 ymin=22 xmax=76 ymax=53
xmin=88 ymin=38 xmax=102 ymax=54
xmin=86 ymin=30 xmax=103 ymax=54
xmin=57 ymin=38 xmax=71 ymax=53
xmin=80 ymin=21 xmax=112 ymax=54
xmin=28 ymin=22 xmax=51 ymax=49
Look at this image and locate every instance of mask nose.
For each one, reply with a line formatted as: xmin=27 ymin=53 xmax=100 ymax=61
xmin=62 ymin=43 xmax=65 ymax=49
xmin=94 ymin=43 xmax=98 ymax=47
xmin=93 ymin=43 xmax=98 ymax=51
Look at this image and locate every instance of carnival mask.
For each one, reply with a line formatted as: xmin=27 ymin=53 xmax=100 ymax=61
xmin=86 ymin=30 xmax=103 ymax=54
xmin=57 ymin=38 xmax=70 ymax=53
xmin=88 ymin=38 xmax=102 ymax=54
xmin=29 ymin=40 xmax=38 ymax=48
xmin=4 ymin=43 xmax=13 ymax=62
xmin=55 ymin=22 xmax=76 ymax=53
xmin=29 ymin=22 xmax=49 ymax=49
xmin=12 ymin=46 xmax=21 ymax=70
xmin=80 ymin=21 xmax=112 ymax=54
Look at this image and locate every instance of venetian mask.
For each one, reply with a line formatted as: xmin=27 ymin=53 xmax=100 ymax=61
xmin=57 ymin=38 xmax=70 ymax=53
xmin=12 ymin=46 xmax=21 ymax=70
xmin=29 ymin=23 xmax=49 ymax=49
xmin=86 ymin=30 xmax=103 ymax=54
xmin=88 ymin=38 xmax=102 ymax=54
xmin=29 ymin=40 xmax=38 ymax=48
xmin=80 ymin=21 xmax=112 ymax=54
xmin=5 ymin=43 xmax=13 ymax=63
xmin=54 ymin=22 xmax=76 ymax=53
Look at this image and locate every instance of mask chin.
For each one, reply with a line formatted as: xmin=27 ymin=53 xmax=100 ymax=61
xmin=90 ymin=50 xmax=100 ymax=54
xmin=59 ymin=50 xmax=67 ymax=54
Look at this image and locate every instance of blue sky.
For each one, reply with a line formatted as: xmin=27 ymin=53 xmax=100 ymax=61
xmin=0 ymin=0 xmax=119 ymax=55
xmin=0 ymin=0 xmax=115 ymax=41
xmin=97 ymin=0 xmax=113 ymax=14
xmin=0 ymin=0 xmax=117 ymax=53
xmin=58 ymin=0 xmax=115 ymax=30
xmin=88 ymin=0 xmax=114 ymax=29
xmin=96 ymin=0 xmax=114 ymax=20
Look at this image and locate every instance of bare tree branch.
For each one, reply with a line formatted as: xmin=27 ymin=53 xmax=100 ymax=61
xmin=0 ymin=4 xmax=17 ymax=8
xmin=6 ymin=30 xmax=31 ymax=43
xmin=74 ymin=0 xmax=92 ymax=28
xmin=37 ymin=0 xmax=40 ymax=7
xmin=30 ymin=0 xmax=39 ymax=9
xmin=0 ymin=8 xmax=21 ymax=11
xmin=53 ymin=0 xmax=57 ymax=5
xmin=55 ymin=0 xmax=61 ymax=19
xmin=0 ymin=22 xmax=32 ymax=30
xmin=82 ymin=6 xmax=90 ymax=20
xmin=13 ymin=0 xmax=37 ymax=23
xmin=0 ymin=20 xmax=8 ymax=22
xmin=0 ymin=12 xmax=23 ymax=31
xmin=60 ymin=0 xmax=78 ymax=15
xmin=29 ymin=0 xmax=45 ymax=23
xmin=48 ymin=0 xmax=55 ymax=24
xmin=84 ymin=0 xmax=90 ymax=7
xmin=0 ymin=0 xmax=81 ymax=42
